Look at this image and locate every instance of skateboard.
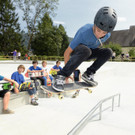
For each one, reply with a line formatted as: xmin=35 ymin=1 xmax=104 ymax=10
xmin=72 ymin=90 xmax=80 ymax=98
xmin=0 ymin=82 xmax=14 ymax=91
xmin=40 ymin=81 xmax=94 ymax=99
xmin=25 ymin=71 xmax=44 ymax=78
xmin=47 ymin=77 xmax=52 ymax=86
xmin=25 ymin=71 xmax=53 ymax=96
xmin=49 ymin=70 xmax=57 ymax=76
xmin=25 ymin=72 xmax=44 ymax=91
xmin=19 ymin=82 xmax=33 ymax=91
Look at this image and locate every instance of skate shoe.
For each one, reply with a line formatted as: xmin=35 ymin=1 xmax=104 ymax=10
xmin=52 ymin=75 xmax=65 ymax=91
xmin=31 ymin=100 xmax=38 ymax=106
xmin=2 ymin=108 xmax=14 ymax=114
xmin=82 ymin=72 xmax=98 ymax=86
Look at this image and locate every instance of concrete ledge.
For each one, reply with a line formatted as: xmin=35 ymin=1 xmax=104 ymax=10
xmin=0 ymin=89 xmax=49 ymax=114
xmin=0 ymin=92 xmax=30 ymax=114
xmin=0 ymin=88 xmax=75 ymax=114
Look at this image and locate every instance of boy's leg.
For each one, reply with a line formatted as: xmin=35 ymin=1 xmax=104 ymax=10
xmin=43 ymin=77 xmax=47 ymax=86
xmin=36 ymin=77 xmax=45 ymax=85
xmin=27 ymin=88 xmax=38 ymax=106
xmin=53 ymin=44 xmax=91 ymax=91
xmin=58 ymin=44 xmax=92 ymax=77
xmin=2 ymin=90 xmax=14 ymax=114
xmin=49 ymin=75 xmax=53 ymax=81
xmin=82 ymin=48 xmax=112 ymax=85
xmin=14 ymin=87 xmax=19 ymax=94
xmin=3 ymin=91 xmax=10 ymax=110
xmin=86 ymin=48 xmax=112 ymax=74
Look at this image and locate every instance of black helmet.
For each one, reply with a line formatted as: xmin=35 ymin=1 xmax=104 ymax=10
xmin=94 ymin=7 xmax=117 ymax=32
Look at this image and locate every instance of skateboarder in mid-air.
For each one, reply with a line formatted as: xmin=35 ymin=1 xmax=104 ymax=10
xmin=53 ymin=6 xmax=117 ymax=91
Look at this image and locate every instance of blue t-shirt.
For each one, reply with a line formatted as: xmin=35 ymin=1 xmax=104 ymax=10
xmin=29 ymin=66 xmax=42 ymax=71
xmin=11 ymin=71 xmax=25 ymax=85
xmin=0 ymin=75 xmax=4 ymax=81
xmin=69 ymin=24 xmax=111 ymax=50
xmin=52 ymin=65 xmax=62 ymax=70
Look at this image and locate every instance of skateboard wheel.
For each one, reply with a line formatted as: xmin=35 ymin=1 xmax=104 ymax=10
xmin=88 ymin=89 xmax=92 ymax=93
xmin=58 ymin=95 xmax=64 ymax=99
xmin=48 ymin=92 xmax=52 ymax=98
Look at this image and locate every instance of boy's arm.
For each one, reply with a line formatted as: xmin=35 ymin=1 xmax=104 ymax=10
xmin=51 ymin=68 xmax=54 ymax=71
xmin=27 ymin=69 xmax=35 ymax=73
xmin=51 ymin=68 xmax=58 ymax=71
xmin=4 ymin=77 xmax=19 ymax=88
xmin=64 ymin=46 xmax=73 ymax=65
xmin=36 ymin=67 xmax=44 ymax=72
xmin=4 ymin=77 xmax=15 ymax=83
xmin=51 ymin=66 xmax=59 ymax=72
xmin=79 ymin=73 xmax=81 ymax=82
xmin=38 ymin=69 xmax=44 ymax=72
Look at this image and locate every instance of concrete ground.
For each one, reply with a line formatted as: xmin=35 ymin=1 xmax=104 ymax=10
xmin=0 ymin=61 xmax=135 ymax=135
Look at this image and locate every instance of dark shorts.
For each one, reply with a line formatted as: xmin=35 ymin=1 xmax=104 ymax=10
xmin=0 ymin=90 xmax=9 ymax=98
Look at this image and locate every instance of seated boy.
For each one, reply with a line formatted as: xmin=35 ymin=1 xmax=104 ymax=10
xmin=11 ymin=65 xmax=38 ymax=105
xmin=27 ymin=60 xmax=46 ymax=86
xmin=41 ymin=60 xmax=53 ymax=86
xmin=51 ymin=61 xmax=62 ymax=72
xmin=0 ymin=75 xmax=19 ymax=114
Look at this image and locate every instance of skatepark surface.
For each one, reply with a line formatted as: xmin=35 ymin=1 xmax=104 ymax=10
xmin=0 ymin=61 xmax=135 ymax=135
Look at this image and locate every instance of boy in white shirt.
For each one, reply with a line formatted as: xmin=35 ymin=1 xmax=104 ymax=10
xmin=41 ymin=61 xmax=53 ymax=86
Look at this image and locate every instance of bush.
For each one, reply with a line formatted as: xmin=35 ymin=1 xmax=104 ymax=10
xmin=129 ymin=48 xmax=135 ymax=57
xmin=103 ymin=42 xmax=122 ymax=56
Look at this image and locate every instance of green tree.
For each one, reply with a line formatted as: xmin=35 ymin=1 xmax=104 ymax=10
xmin=15 ymin=0 xmax=58 ymax=51
xmin=58 ymin=24 xmax=69 ymax=56
xmin=0 ymin=0 xmax=23 ymax=55
xmin=31 ymin=13 xmax=69 ymax=56
xmin=103 ymin=42 xmax=122 ymax=56
xmin=31 ymin=13 xmax=57 ymax=55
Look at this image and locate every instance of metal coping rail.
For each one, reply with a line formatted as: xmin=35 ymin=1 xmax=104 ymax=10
xmin=67 ymin=93 xmax=121 ymax=135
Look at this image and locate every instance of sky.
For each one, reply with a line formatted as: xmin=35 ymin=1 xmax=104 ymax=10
xmin=17 ymin=0 xmax=135 ymax=37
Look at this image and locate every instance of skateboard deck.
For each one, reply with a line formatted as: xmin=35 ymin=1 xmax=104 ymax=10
xmin=49 ymin=70 xmax=57 ymax=76
xmin=40 ymin=81 xmax=94 ymax=99
xmin=25 ymin=71 xmax=44 ymax=78
xmin=19 ymin=82 xmax=32 ymax=91
xmin=0 ymin=82 xmax=14 ymax=91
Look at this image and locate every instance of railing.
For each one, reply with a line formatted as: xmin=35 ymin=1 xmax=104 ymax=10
xmin=0 ymin=56 xmax=64 ymax=61
xmin=68 ymin=93 xmax=121 ymax=135
xmin=0 ymin=55 xmax=135 ymax=62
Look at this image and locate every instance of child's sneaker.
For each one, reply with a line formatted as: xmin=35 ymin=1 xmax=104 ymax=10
xmin=31 ymin=100 xmax=38 ymax=106
xmin=2 ymin=108 xmax=14 ymax=114
xmin=34 ymin=97 xmax=38 ymax=100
